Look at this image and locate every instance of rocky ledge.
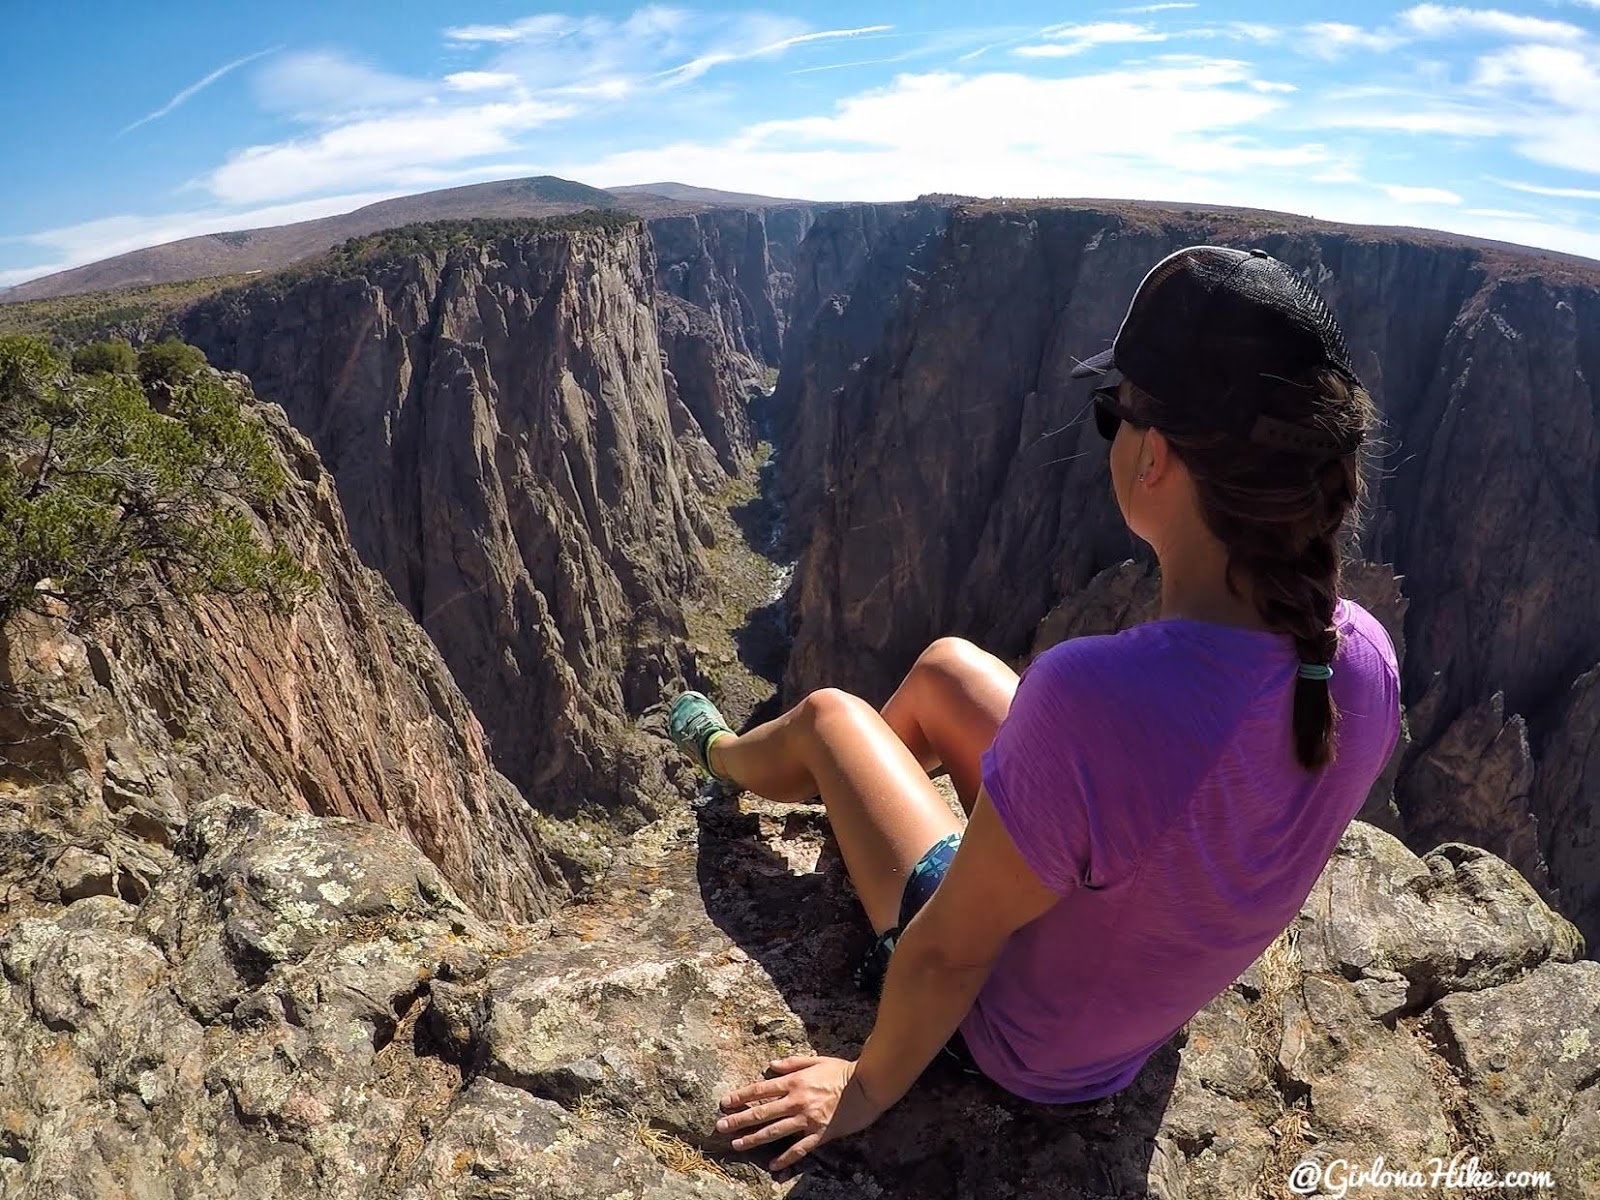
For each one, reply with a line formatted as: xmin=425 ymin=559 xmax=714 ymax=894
xmin=2 ymin=770 xmax=1593 ymax=1199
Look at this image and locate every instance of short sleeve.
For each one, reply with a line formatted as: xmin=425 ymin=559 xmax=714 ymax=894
xmin=979 ymin=642 xmax=1101 ymax=897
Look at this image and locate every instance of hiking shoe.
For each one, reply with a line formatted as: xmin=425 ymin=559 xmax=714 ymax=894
xmin=669 ymin=691 xmax=737 ymax=784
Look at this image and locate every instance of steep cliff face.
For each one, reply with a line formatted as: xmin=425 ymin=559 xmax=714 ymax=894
xmin=648 ymin=206 xmax=814 ymax=368
xmin=773 ymin=201 xmax=1600 ymax=946
xmin=0 ymin=393 xmax=560 ymax=926
xmin=769 ymin=201 xmax=937 ymax=538
xmin=180 ymin=223 xmax=718 ymax=824
xmin=650 ymin=207 xmax=814 ymax=476
xmin=4 ymin=201 xmax=1600 ymax=1198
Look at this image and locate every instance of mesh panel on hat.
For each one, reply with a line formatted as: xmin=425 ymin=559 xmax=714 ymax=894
xmin=1232 ymin=256 xmax=1355 ymax=377
xmin=1109 ymin=245 xmax=1363 ymax=455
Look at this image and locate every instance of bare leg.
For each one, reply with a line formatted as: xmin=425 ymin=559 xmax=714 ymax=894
xmin=709 ymin=689 xmax=962 ymax=933
xmin=878 ymin=637 xmax=1019 ymax=813
xmin=706 ymin=695 xmax=824 ymax=804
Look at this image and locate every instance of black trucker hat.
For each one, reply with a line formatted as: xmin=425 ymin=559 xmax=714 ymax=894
xmin=1070 ymin=245 xmax=1364 ymax=458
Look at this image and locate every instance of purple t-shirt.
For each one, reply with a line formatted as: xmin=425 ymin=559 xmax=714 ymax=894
xmin=960 ymin=596 xmax=1401 ymax=1104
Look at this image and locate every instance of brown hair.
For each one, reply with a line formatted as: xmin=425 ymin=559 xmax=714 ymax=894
xmin=1123 ymin=368 xmax=1377 ymax=770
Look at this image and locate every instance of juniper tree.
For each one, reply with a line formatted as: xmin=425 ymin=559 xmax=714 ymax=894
xmin=0 ymin=335 xmax=318 ymax=626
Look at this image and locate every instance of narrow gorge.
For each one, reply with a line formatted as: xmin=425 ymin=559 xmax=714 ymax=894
xmin=2 ymin=200 xmax=1599 ymax=1198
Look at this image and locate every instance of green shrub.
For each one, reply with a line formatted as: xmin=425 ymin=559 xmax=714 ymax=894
xmin=0 ymin=334 xmax=319 ymax=626
xmin=136 ymin=338 xmax=209 ymax=392
xmin=69 ymin=339 xmax=137 ymax=376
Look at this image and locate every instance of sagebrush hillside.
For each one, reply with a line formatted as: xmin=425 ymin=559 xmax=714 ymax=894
xmin=0 ymin=174 xmax=803 ymax=303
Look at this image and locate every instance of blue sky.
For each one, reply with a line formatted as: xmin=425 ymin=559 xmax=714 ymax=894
xmin=3 ymin=1 xmax=1600 ymax=287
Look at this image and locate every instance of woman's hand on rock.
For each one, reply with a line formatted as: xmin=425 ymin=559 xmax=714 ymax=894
xmin=715 ymin=1055 xmax=885 ymax=1171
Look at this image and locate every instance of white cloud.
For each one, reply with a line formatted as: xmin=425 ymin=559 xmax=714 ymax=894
xmin=789 ymin=56 xmax=922 ymax=75
xmin=206 ymin=101 xmax=572 ymax=205
xmin=559 ymin=63 xmax=1327 ymax=198
xmin=1312 ymin=166 xmax=1367 ymax=184
xmin=122 ymin=47 xmax=280 ymax=134
xmin=1473 ymin=43 xmax=1597 ymax=107
xmin=444 ymin=13 xmax=599 ymax=43
xmin=1225 ymin=23 xmax=1283 ymax=44
xmin=552 ymin=78 xmax=635 ymax=99
xmin=1383 ymin=184 xmax=1464 ymax=204
xmin=1493 ymin=178 xmax=1600 ymax=200
xmin=536 ymin=64 xmax=1600 ymax=261
xmin=1399 ymin=4 xmax=1586 ymax=43
xmin=1015 ymin=22 xmax=1168 ymax=57
xmin=443 ymin=9 xmax=853 ymax=101
xmin=443 ymin=71 xmax=521 ymax=92
xmin=1311 ymin=105 xmax=1509 ymax=136
xmin=1470 ymin=45 xmax=1600 ymax=175
xmin=657 ymin=24 xmax=894 ymax=84
xmin=1299 ymin=23 xmax=1404 ymax=59
xmin=195 ymin=10 xmax=898 ymax=209
xmin=254 ymin=51 xmax=432 ymax=119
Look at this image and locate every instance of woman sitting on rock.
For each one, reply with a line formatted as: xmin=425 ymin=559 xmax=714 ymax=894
xmin=670 ymin=244 xmax=1402 ymax=1173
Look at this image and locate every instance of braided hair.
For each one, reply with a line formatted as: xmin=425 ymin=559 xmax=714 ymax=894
xmin=1126 ymin=367 xmax=1375 ymax=770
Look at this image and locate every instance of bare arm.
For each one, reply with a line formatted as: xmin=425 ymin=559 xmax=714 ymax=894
xmin=716 ymin=785 xmax=1062 ymax=1170
xmin=853 ymin=785 xmax=1061 ymax=1107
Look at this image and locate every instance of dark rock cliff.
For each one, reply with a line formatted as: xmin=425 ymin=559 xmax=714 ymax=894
xmin=179 ymin=223 xmax=718 ymax=832
xmin=772 ymin=201 xmax=1600 ymax=949
xmin=4 ymin=201 xmax=1600 ymax=1198
xmin=650 ymin=206 xmax=813 ymax=368
xmin=178 ymin=212 xmax=813 ymax=833
xmin=0 ymin=390 xmax=561 ymax=926
xmin=651 ymin=206 xmax=814 ymax=476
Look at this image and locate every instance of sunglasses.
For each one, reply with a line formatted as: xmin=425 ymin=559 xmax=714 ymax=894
xmin=1092 ymin=386 xmax=1142 ymax=442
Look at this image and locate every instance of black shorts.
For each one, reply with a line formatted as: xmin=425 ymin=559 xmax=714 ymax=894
xmin=852 ymin=832 xmax=982 ymax=1075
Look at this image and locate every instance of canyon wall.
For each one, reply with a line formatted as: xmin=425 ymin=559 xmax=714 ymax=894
xmin=773 ymin=201 xmax=1600 ymax=947
xmin=179 ymin=212 xmax=814 ymax=828
xmin=0 ymin=391 xmax=562 ymax=925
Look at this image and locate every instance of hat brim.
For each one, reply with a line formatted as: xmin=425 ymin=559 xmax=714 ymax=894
xmin=1069 ymin=347 xmax=1116 ymax=379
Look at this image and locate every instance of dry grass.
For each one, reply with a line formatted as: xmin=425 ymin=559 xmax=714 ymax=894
xmin=568 ymin=1095 xmax=735 ymax=1184
xmin=635 ymin=1121 xmax=735 ymax=1183
xmin=1257 ymin=1106 xmax=1317 ymax=1200
xmin=1403 ymin=1017 xmax=1520 ymax=1200
xmin=1246 ymin=929 xmax=1317 ymax=1200
xmin=1244 ymin=927 xmax=1301 ymax=1066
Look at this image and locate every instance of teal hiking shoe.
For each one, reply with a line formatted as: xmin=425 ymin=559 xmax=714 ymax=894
xmin=669 ymin=691 xmax=737 ymax=784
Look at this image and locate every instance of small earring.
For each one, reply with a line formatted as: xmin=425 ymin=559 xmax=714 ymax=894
xmin=1138 ymin=471 xmax=1148 ymax=482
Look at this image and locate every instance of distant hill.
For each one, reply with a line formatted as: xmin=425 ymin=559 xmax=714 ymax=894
xmin=0 ymin=175 xmax=805 ymax=303
xmin=608 ymin=181 xmax=810 ymax=207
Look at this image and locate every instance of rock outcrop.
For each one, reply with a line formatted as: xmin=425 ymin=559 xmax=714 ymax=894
xmin=771 ymin=200 xmax=1600 ymax=947
xmin=650 ymin=205 xmax=812 ymax=478
xmin=177 ymin=212 xmax=814 ymax=842
xmin=180 ymin=222 xmax=721 ymax=832
xmin=650 ymin=207 xmax=814 ymax=371
xmin=2 ymin=775 xmax=1592 ymax=1198
xmin=0 ymin=392 xmax=561 ymax=926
